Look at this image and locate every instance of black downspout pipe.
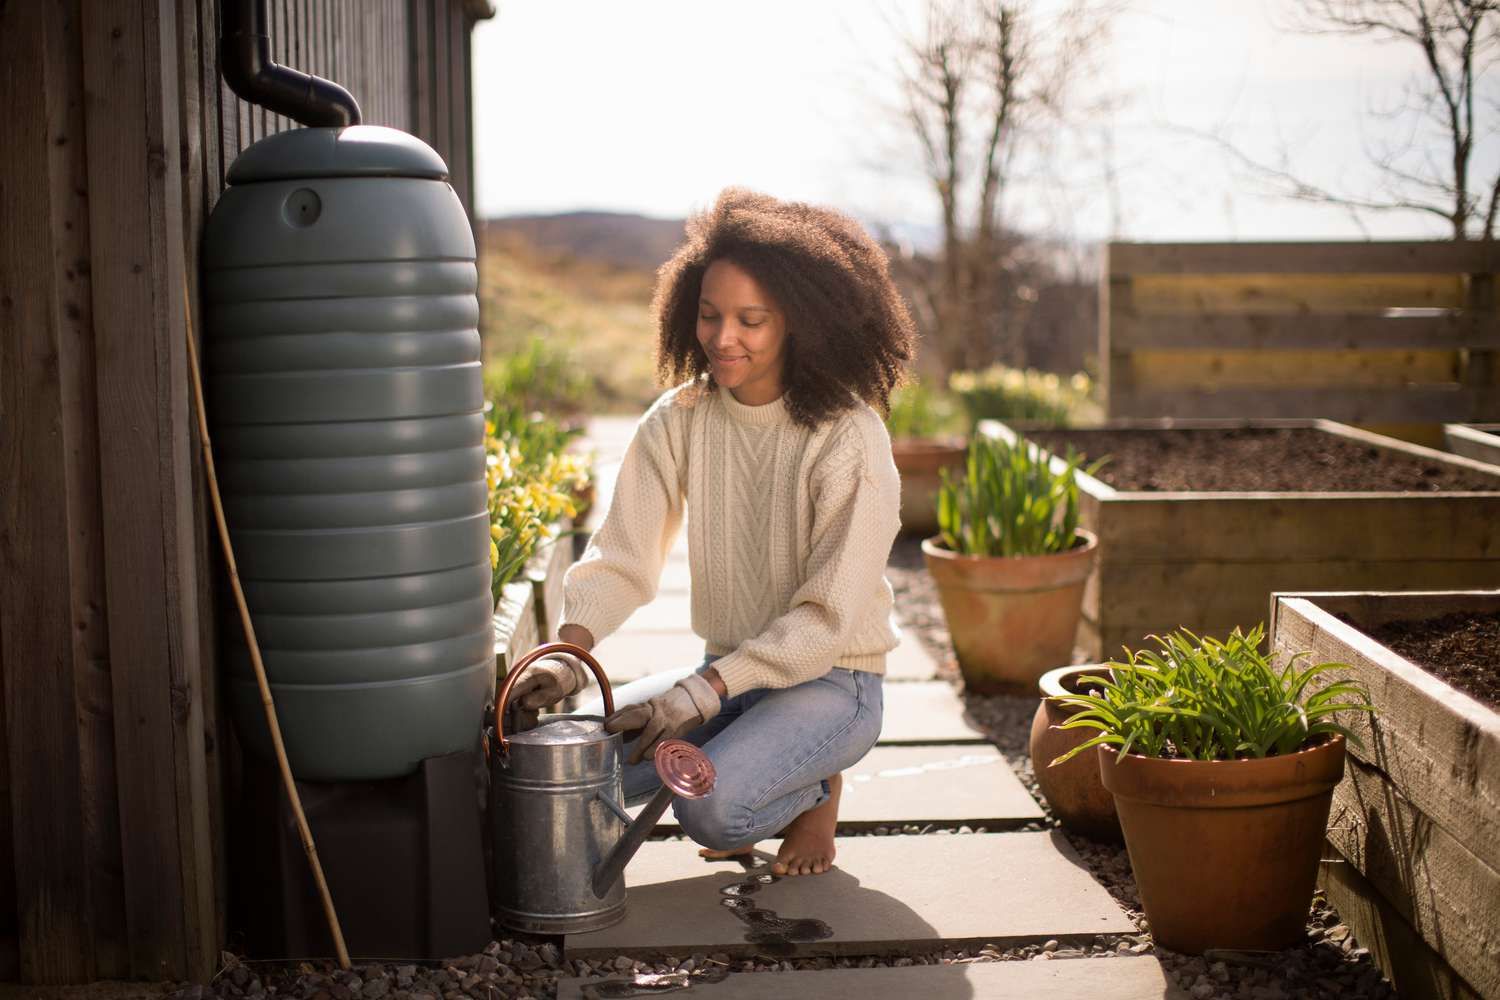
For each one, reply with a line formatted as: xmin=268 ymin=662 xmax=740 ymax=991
xmin=221 ymin=0 xmax=361 ymax=128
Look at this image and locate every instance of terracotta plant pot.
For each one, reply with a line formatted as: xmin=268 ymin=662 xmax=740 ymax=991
xmin=891 ymin=437 xmax=966 ymax=537
xmin=1099 ymin=736 xmax=1346 ymax=955
xmin=1029 ymin=665 xmax=1122 ymax=843
xmin=921 ymin=530 xmax=1097 ymax=694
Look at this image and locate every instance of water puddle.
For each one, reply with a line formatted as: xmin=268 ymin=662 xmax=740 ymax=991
xmin=717 ymin=854 xmax=832 ymax=953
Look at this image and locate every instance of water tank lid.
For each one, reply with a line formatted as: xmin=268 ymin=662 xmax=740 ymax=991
xmin=227 ymin=125 xmax=449 ymax=184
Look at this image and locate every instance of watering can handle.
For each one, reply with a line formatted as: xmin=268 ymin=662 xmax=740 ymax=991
xmin=494 ymin=641 xmax=615 ymax=753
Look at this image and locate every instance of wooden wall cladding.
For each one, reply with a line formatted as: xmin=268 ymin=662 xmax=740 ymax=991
xmin=0 ymin=0 xmax=490 ymax=984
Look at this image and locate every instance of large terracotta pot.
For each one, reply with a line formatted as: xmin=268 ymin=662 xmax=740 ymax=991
xmin=921 ymin=530 xmax=1097 ymax=694
xmin=891 ymin=437 xmax=966 ymax=537
xmin=1029 ymin=665 xmax=1122 ymax=842
xmin=1099 ymin=736 xmax=1346 ymax=955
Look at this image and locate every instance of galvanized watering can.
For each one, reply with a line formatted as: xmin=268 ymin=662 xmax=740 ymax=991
xmin=489 ymin=642 xmax=716 ymax=934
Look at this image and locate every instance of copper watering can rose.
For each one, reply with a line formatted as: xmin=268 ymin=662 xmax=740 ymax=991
xmin=488 ymin=642 xmax=716 ymax=934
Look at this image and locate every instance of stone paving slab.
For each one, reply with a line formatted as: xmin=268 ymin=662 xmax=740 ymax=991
xmin=633 ymin=744 xmax=1041 ymax=831
xmin=879 ymin=682 xmax=987 ymax=744
xmin=886 ymin=628 xmax=941 ymax=682
xmin=559 ymin=957 xmax=1186 ymax=1000
xmin=592 ymin=629 xmax=709 ymax=682
xmin=565 ymin=832 xmax=1134 ymax=959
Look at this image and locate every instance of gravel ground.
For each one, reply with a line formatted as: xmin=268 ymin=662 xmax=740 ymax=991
xmin=140 ymin=537 xmax=1400 ymax=1000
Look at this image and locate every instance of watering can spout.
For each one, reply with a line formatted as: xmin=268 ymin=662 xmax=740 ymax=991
xmin=590 ymin=740 xmax=716 ymax=899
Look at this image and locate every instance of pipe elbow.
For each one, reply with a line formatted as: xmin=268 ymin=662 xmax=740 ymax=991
xmin=220 ymin=0 xmax=361 ymax=128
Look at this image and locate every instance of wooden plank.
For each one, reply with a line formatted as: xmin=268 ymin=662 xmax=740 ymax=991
xmin=1131 ymin=273 xmax=1466 ymax=313
xmin=1445 ymin=423 xmax=1500 ymax=466
xmin=1109 ymin=241 xmax=1498 ymax=276
xmin=1092 ymin=494 xmax=1500 ymax=563
xmin=493 ymin=579 xmax=539 ymax=681
xmin=432 ymin=0 xmax=452 ymax=164
xmin=528 ymin=519 xmax=575 ymax=642
xmin=80 ymin=0 xmax=216 ymax=981
xmin=1321 ymin=847 xmax=1486 ymax=1000
xmin=1112 ymin=311 xmax=1496 ymax=351
xmin=1273 ymin=590 xmax=1500 ymax=632
xmin=1127 ymin=347 xmax=1460 ymax=388
xmin=1108 ymin=384 xmax=1484 ymax=424
xmin=0 ymin=0 xmax=99 ymax=981
xmin=1270 ymin=597 xmax=1500 ymax=876
xmin=446 ymin=0 xmax=468 ymax=213
xmin=1092 ymin=558 xmax=1500 ymax=632
xmin=1324 ymin=755 xmax=1500 ymax=999
xmin=409 ymin=0 xmax=433 ymax=142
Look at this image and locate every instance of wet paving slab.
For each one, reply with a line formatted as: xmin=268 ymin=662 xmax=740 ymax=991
xmin=564 ymin=832 xmax=1135 ymax=960
xmin=558 ymin=955 xmax=1187 ymax=999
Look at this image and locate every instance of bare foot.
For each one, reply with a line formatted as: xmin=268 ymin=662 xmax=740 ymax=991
xmin=771 ymin=773 xmax=842 ymax=876
xmin=697 ymin=844 xmax=757 ymax=860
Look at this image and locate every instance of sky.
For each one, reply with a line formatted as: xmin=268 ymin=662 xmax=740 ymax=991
xmin=469 ymin=1 xmax=1495 ymax=244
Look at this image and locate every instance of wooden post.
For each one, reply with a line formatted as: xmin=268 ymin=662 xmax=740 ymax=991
xmin=1465 ymin=270 xmax=1499 ymax=421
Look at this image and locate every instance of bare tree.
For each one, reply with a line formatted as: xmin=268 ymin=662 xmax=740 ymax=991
xmin=1246 ymin=0 xmax=1500 ymax=240
xmin=892 ymin=0 xmax=1120 ymax=372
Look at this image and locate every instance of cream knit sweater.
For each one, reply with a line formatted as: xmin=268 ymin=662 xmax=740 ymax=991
xmin=560 ymin=381 xmax=902 ymax=698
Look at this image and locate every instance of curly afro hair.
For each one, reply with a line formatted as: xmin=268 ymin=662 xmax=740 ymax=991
xmin=652 ymin=187 xmax=917 ymax=428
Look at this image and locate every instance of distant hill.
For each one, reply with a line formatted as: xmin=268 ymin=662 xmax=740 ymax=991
xmin=481 ymin=211 xmax=687 ymax=273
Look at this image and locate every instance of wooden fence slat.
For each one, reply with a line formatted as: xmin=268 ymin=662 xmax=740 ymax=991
xmin=0 ymin=0 xmax=99 ymax=981
xmin=80 ymin=0 xmax=216 ymax=981
xmin=1108 ymin=385 xmax=1486 ymax=424
xmin=1113 ymin=312 xmax=1499 ymax=351
xmin=1111 ymin=241 xmax=1499 ymax=276
xmin=410 ymin=0 xmax=432 ymax=141
xmin=447 ymin=0 xmax=469 ymax=213
xmin=432 ymin=0 xmax=452 ymax=163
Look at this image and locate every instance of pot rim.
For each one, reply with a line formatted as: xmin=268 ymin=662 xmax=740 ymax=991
xmin=1099 ymin=731 xmax=1344 ymax=767
xmin=922 ymin=527 xmax=1098 ymax=564
xmin=1099 ymin=734 xmax=1347 ymax=808
xmin=1038 ymin=663 xmax=1111 ymax=700
xmin=890 ymin=435 xmax=967 ymax=452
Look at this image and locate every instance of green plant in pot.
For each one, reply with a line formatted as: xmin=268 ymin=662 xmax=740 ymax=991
xmin=920 ymin=433 xmax=1101 ymax=693
xmin=1050 ymin=625 xmax=1376 ymax=955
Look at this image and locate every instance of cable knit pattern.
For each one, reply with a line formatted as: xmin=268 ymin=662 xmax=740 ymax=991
xmin=560 ymin=381 xmax=902 ymax=698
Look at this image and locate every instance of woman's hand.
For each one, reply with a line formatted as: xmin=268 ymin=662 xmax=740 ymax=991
xmin=604 ymin=672 xmax=722 ymax=764
xmin=508 ymin=651 xmax=590 ymax=711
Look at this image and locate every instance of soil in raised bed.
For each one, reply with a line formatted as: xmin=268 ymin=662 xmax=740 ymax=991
xmin=1358 ymin=611 xmax=1500 ymax=710
xmin=1024 ymin=427 xmax=1500 ymax=493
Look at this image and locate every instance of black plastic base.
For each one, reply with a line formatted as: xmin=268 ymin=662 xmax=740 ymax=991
xmin=238 ymin=747 xmax=490 ymax=960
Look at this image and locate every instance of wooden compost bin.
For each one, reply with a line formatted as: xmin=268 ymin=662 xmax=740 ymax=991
xmin=981 ymin=419 xmax=1500 ymax=659
xmin=1444 ymin=424 xmax=1500 ymax=467
xmin=1270 ymin=592 xmax=1500 ymax=1000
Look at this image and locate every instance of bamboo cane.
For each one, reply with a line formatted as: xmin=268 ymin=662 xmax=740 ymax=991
xmin=181 ymin=274 xmax=351 ymax=969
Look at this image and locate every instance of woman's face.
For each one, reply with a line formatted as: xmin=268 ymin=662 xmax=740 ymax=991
xmin=697 ymin=259 xmax=788 ymax=406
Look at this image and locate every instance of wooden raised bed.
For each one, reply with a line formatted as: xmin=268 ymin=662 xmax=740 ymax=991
xmin=1270 ymin=592 xmax=1500 ymax=1000
xmin=1444 ymin=424 xmax=1500 ymax=468
xmin=982 ymin=418 xmax=1500 ymax=659
xmin=493 ymin=517 xmax=576 ymax=683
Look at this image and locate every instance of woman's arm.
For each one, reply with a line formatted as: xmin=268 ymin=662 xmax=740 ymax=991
xmin=557 ymin=405 xmax=686 ymax=647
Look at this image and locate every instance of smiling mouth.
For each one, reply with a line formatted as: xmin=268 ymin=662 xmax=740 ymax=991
xmin=711 ymin=354 xmax=747 ymax=364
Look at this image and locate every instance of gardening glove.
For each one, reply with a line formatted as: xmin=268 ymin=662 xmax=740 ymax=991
xmin=509 ymin=652 xmax=591 ymax=712
xmin=604 ymin=673 xmax=721 ymax=765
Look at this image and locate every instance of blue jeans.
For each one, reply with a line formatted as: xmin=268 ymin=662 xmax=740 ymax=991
xmin=575 ymin=656 xmax=883 ymax=852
